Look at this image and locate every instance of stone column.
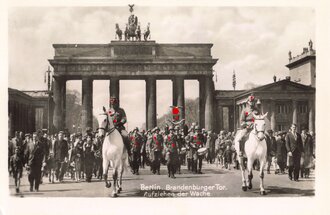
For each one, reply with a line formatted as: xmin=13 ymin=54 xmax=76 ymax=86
xmin=53 ymin=77 xmax=64 ymax=132
xmin=82 ymin=77 xmax=93 ymax=135
xmin=61 ymin=79 xmax=66 ymax=129
xmin=308 ymin=99 xmax=315 ymax=132
xmin=270 ymin=100 xmax=276 ymax=131
xmin=292 ymin=100 xmax=298 ymax=125
xmin=218 ymin=105 xmax=223 ymax=131
xmin=146 ymin=77 xmax=157 ymax=130
xmin=172 ymin=77 xmax=185 ymax=120
xmin=238 ymin=104 xmax=242 ymax=128
xmin=204 ymin=76 xmax=215 ymax=131
xmin=109 ymin=77 xmax=120 ymax=108
xmin=199 ymin=78 xmax=205 ymax=128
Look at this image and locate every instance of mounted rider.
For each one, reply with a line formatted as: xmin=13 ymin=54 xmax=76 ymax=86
xmin=237 ymin=94 xmax=261 ymax=158
xmin=109 ymin=96 xmax=132 ymax=158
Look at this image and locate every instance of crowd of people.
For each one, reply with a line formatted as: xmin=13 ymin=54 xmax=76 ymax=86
xmin=8 ymin=124 xmax=315 ymax=194
xmin=8 ymin=95 xmax=316 ymax=194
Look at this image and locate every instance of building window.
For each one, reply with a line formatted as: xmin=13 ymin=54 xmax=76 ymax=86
xmin=277 ymin=124 xmax=285 ymax=131
xmin=276 ymin=104 xmax=291 ymax=114
xmin=298 ymin=104 xmax=308 ymax=113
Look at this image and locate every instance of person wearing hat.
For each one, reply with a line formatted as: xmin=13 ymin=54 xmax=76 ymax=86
xmin=275 ymin=131 xmax=287 ymax=174
xmin=150 ymin=127 xmax=163 ymax=175
xmin=175 ymin=126 xmax=185 ymax=172
xmin=300 ymin=128 xmax=314 ymax=178
xmin=129 ymin=127 xmax=143 ymax=175
xmin=189 ymin=126 xmax=204 ymax=174
xmin=24 ymin=132 xmax=47 ymax=192
xmin=236 ymin=94 xmax=261 ymax=159
xmin=164 ymin=126 xmax=179 ymax=178
xmin=109 ymin=96 xmax=132 ymax=158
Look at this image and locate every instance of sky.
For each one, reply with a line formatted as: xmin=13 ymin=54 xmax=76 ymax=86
xmin=8 ymin=6 xmax=315 ymax=130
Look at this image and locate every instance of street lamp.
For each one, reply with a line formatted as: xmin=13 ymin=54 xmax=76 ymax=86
xmin=45 ymin=66 xmax=53 ymax=134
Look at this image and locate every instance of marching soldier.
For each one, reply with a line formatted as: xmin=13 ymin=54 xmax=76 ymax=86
xmin=186 ymin=124 xmax=196 ymax=172
xmin=175 ymin=126 xmax=185 ymax=173
xmin=130 ymin=127 xmax=143 ymax=175
xmin=164 ymin=126 xmax=179 ymax=178
xmin=190 ymin=126 xmax=204 ymax=174
xmin=150 ymin=127 xmax=163 ymax=175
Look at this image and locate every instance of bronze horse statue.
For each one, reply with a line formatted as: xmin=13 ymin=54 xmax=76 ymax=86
xmin=115 ymin=23 xmax=122 ymax=41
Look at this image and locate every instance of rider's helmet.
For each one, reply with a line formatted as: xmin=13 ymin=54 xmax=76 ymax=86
xmin=247 ymin=94 xmax=256 ymax=106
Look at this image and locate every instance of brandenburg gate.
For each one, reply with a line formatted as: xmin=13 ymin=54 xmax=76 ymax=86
xmin=49 ymin=6 xmax=218 ymax=133
xmin=49 ymin=41 xmax=218 ymax=133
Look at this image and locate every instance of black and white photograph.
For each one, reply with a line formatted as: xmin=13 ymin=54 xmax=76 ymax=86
xmin=1 ymin=0 xmax=329 ymax=214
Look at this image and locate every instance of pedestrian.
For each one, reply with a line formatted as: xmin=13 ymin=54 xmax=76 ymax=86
xmin=83 ymin=135 xmax=94 ymax=182
xmin=54 ymin=131 xmax=69 ymax=182
xmin=300 ymin=129 xmax=314 ymax=178
xmin=285 ymin=124 xmax=303 ymax=181
xmin=265 ymin=130 xmax=276 ymax=174
xmin=93 ymin=133 xmax=103 ymax=179
xmin=24 ymin=132 xmax=47 ymax=192
xmin=72 ymin=133 xmax=84 ymax=182
xmin=223 ymin=144 xmax=232 ymax=170
xmin=10 ymin=147 xmax=24 ymax=193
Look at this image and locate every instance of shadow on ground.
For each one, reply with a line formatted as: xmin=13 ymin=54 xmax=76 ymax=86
xmin=265 ymin=186 xmax=315 ymax=196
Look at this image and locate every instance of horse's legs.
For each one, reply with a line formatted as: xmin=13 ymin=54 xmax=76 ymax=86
xmin=112 ymin=168 xmax=118 ymax=197
xmin=259 ymin=157 xmax=266 ymax=195
xmin=247 ymin=157 xmax=254 ymax=190
xmin=117 ymin=162 xmax=124 ymax=193
xmin=239 ymin=157 xmax=247 ymax=191
xmin=103 ymin=160 xmax=111 ymax=188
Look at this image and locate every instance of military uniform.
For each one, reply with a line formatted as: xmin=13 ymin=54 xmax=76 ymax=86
xmin=164 ymin=130 xmax=179 ymax=178
xmin=130 ymin=131 xmax=143 ymax=175
xmin=176 ymin=130 xmax=186 ymax=173
xmin=237 ymin=96 xmax=260 ymax=156
xmin=189 ymin=130 xmax=204 ymax=174
xmin=150 ymin=129 xmax=163 ymax=175
xmin=110 ymin=106 xmax=132 ymax=157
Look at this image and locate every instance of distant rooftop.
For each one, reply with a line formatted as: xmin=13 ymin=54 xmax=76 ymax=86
xmin=22 ymin=90 xmax=49 ymax=98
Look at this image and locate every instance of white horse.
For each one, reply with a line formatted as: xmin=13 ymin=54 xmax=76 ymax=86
xmin=234 ymin=112 xmax=268 ymax=195
xmin=97 ymin=107 xmax=128 ymax=197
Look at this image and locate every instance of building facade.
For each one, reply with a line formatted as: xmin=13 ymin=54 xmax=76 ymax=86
xmin=215 ymin=41 xmax=316 ymax=133
xmin=8 ymin=88 xmax=53 ymax=137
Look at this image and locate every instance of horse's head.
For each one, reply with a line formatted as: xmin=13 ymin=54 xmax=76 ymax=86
xmin=97 ymin=106 xmax=115 ymax=138
xmin=252 ymin=112 xmax=268 ymax=141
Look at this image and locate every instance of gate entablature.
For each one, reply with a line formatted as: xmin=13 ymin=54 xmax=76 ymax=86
xmin=49 ymin=41 xmax=217 ymax=80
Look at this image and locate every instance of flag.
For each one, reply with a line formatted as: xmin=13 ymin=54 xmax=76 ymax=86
xmin=232 ymin=70 xmax=236 ymax=90
xmin=172 ymin=106 xmax=180 ymax=121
